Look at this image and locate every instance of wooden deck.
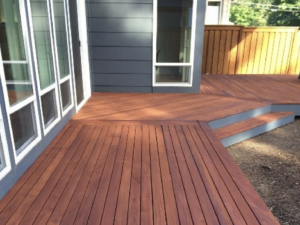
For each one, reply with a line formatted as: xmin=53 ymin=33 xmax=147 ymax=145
xmin=71 ymin=93 xmax=269 ymax=122
xmin=201 ymin=74 xmax=300 ymax=104
xmin=2 ymin=74 xmax=300 ymax=225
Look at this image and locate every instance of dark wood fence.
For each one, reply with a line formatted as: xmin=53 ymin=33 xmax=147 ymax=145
xmin=202 ymin=26 xmax=300 ymax=75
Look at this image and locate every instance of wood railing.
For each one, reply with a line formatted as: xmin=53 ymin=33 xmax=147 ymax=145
xmin=202 ymin=25 xmax=300 ymax=75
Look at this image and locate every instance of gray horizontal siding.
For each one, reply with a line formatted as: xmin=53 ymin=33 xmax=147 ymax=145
xmin=93 ymin=74 xmax=152 ymax=86
xmin=91 ymin=33 xmax=152 ymax=47
xmin=89 ymin=3 xmax=152 ymax=18
xmin=87 ymin=0 xmax=153 ymax=92
xmin=91 ymin=47 xmax=151 ymax=60
xmin=89 ymin=18 xmax=152 ymax=33
xmin=94 ymin=86 xmax=152 ymax=93
xmin=89 ymin=0 xmax=152 ymax=3
xmin=93 ymin=61 xmax=152 ymax=74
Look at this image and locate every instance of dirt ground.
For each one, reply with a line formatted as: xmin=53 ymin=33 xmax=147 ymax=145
xmin=227 ymin=118 xmax=300 ymax=225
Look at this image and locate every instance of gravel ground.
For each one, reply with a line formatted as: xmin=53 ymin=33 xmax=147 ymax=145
xmin=227 ymin=118 xmax=300 ymax=225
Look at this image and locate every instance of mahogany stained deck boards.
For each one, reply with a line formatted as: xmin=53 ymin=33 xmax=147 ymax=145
xmin=201 ymin=74 xmax=300 ymax=104
xmin=72 ymin=93 xmax=269 ymax=122
xmin=214 ymin=112 xmax=295 ymax=140
xmin=2 ymin=74 xmax=299 ymax=225
xmin=0 ymin=122 xmax=280 ymax=225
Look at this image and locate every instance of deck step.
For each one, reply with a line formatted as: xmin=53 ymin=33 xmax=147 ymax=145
xmin=214 ymin=112 xmax=295 ymax=147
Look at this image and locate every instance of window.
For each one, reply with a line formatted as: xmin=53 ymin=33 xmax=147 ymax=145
xmin=29 ymin=0 xmax=60 ymax=132
xmin=52 ymin=0 xmax=73 ymax=114
xmin=153 ymin=0 xmax=197 ymax=86
xmin=0 ymin=0 xmax=40 ymax=160
xmin=0 ymin=0 xmax=76 ymax=163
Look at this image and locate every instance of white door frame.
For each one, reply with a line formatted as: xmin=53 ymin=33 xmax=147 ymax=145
xmin=75 ymin=0 xmax=91 ymax=111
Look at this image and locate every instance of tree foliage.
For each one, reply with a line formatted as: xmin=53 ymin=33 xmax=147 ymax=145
xmin=230 ymin=0 xmax=300 ymax=27
xmin=268 ymin=0 xmax=300 ymax=26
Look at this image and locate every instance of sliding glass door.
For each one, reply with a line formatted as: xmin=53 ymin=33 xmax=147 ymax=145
xmin=153 ymin=0 xmax=197 ymax=86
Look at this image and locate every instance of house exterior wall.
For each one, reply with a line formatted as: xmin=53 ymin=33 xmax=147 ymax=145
xmin=87 ymin=0 xmax=206 ymax=93
xmin=87 ymin=0 xmax=153 ymax=93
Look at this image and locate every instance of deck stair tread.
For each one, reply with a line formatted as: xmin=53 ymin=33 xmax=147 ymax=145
xmin=214 ymin=112 xmax=295 ymax=140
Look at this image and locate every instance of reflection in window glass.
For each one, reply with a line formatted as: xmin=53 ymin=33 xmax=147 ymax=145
xmin=0 ymin=0 xmax=34 ymax=106
xmin=156 ymin=66 xmax=190 ymax=83
xmin=30 ymin=0 xmax=55 ymax=89
xmin=4 ymin=64 xmax=33 ymax=105
xmin=41 ymin=90 xmax=58 ymax=128
xmin=157 ymin=0 xmax=193 ymax=63
xmin=0 ymin=0 xmax=26 ymax=61
xmin=53 ymin=0 xmax=70 ymax=78
xmin=10 ymin=103 xmax=37 ymax=152
xmin=60 ymin=80 xmax=71 ymax=110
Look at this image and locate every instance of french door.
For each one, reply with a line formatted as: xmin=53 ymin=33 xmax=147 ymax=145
xmin=29 ymin=0 xmax=73 ymax=133
xmin=0 ymin=0 xmax=41 ymax=162
xmin=0 ymin=0 xmax=74 ymax=163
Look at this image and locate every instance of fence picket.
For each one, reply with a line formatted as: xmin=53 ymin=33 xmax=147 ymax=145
xmin=202 ymin=26 xmax=299 ymax=75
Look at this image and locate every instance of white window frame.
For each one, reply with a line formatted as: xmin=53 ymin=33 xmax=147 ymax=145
xmin=50 ymin=0 xmax=74 ymax=117
xmin=27 ymin=0 xmax=62 ymax=135
xmin=152 ymin=0 xmax=198 ymax=87
xmin=74 ymin=0 xmax=91 ymax=111
xmin=0 ymin=0 xmax=41 ymax=164
xmin=0 ymin=105 xmax=11 ymax=181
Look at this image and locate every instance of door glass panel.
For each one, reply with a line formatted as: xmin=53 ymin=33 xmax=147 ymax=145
xmin=156 ymin=66 xmax=190 ymax=83
xmin=60 ymin=80 xmax=71 ymax=110
xmin=0 ymin=0 xmax=26 ymax=61
xmin=0 ymin=0 xmax=34 ymax=106
xmin=30 ymin=0 xmax=55 ymax=89
xmin=4 ymin=64 xmax=33 ymax=105
xmin=41 ymin=89 xmax=57 ymax=128
xmin=10 ymin=103 xmax=37 ymax=152
xmin=157 ymin=0 xmax=193 ymax=63
xmin=4 ymin=63 xmax=33 ymax=105
xmin=69 ymin=0 xmax=84 ymax=105
xmin=53 ymin=0 xmax=70 ymax=78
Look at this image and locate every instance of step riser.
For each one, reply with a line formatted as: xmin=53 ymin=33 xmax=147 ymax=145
xmin=272 ymin=104 xmax=300 ymax=116
xmin=221 ymin=114 xmax=295 ymax=147
xmin=209 ymin=105 xmax=272 ymax=129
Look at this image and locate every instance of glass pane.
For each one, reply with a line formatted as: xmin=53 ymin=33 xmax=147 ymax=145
xmin=53 ymin=0 xmax=70 ymax=78
xmin=10 ymin=103 xmax=37 ymax=152
xmin=30 ymin=0 xmax=55 ymax=89
xmin=156 ymin=0 xmax=193 ymax=63
xmin=156 ymin=66 xmax=190 ymax=83
xmin=4 ymin=64 xmax=33 ymax=105
xmin=41 ymin=90 xmax=58 ymax=128
xmin=60 ymin=80 xmax=71 ymax=110
xmin=0 ymin=0 xmax=26 ymax=61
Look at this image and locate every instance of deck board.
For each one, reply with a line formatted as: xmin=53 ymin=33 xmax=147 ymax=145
xmin=0 ymin=123 xmax=280 ymax=225
xmin=201 ymin=74 xmax=300 ymax=104
xmin=2 ymin=74 xmax=298 ymax=224
xmin=72 ymin=93 xmax=269 ymax=122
